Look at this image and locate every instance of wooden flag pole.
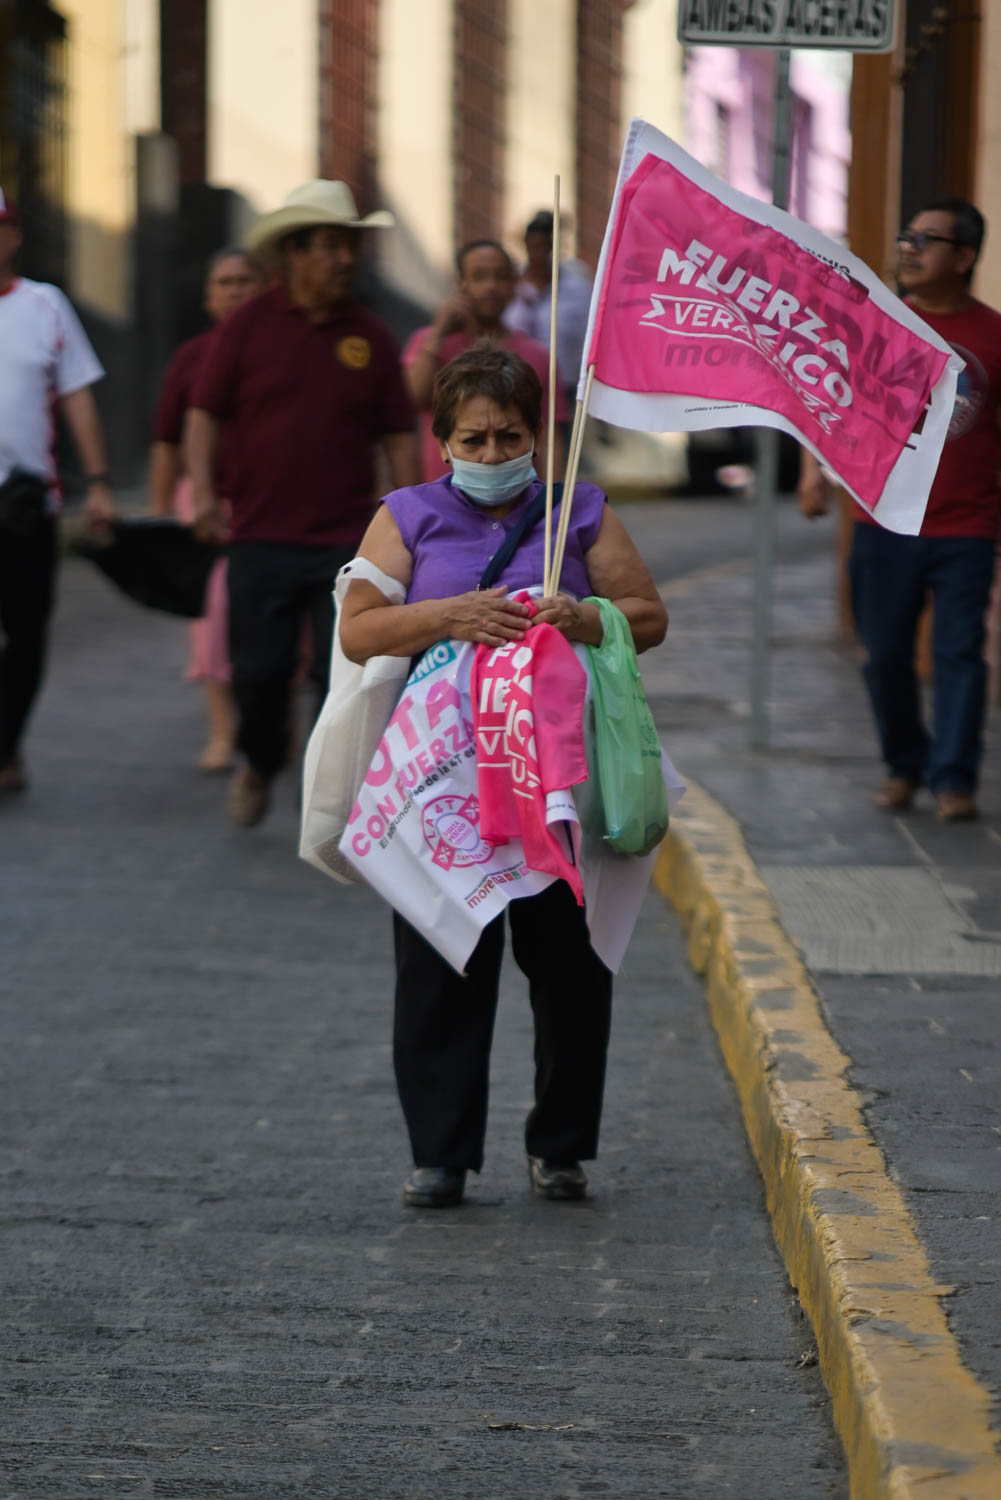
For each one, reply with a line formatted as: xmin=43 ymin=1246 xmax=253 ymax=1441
xmin=544 ymin=395 xmax=583 ymax=595
xmin=542 ymin=175 xmax=561 ymax=596
xmin=547 ymin=363 xmax=595 ymax=596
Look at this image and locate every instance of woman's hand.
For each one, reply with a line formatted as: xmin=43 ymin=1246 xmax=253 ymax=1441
xmin=445 ymin=586 xmax=530 ymax=647
xmin=797 ymin=449 xmax=833 ymax=520
xmin=531 ymin=594 xmax=603 ymax=646
xmin=433 ymin=290 xmax=475 ymax=339
xmin=797 ymin=469 xmax=832 ymax=519
xmin=83 ymin=479 xmax=117 ymax=534
xmin=193 ymin=490 xmax=230 ymax=545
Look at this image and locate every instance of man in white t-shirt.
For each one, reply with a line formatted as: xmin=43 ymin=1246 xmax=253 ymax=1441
xmin=0 ymin=188 xmax=116 ymax=792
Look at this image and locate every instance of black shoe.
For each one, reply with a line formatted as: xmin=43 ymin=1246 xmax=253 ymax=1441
xmin=0 ymin=755 xmax=28 ymax=793
xmin=528 ymin=1157 xmax=587 ymax=1200
xmin=228 ymin=766 xmax=272 ymax=827
xmin=403 ymin=1167 xmax=466 ymax=1208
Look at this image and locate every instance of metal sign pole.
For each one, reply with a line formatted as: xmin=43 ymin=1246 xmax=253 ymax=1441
xmin=676 ymin=8 xmax=897 ymax=744
xmin=749 ymin=48 xmax=792 ymax=749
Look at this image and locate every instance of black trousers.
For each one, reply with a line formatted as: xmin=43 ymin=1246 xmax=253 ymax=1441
xmin=227 ymin=540 xmax=356 ymax=778
xmin=0 ymin=516 xmax=58 ymax=762
xmin=393 ymin=881 xmax=613 ymax=1172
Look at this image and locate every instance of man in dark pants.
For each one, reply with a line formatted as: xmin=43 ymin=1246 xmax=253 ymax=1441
xmin=800 ymin=197 xmax=1001 ymax=821
xmin=0 ymin=188 xmax=116 ymax=794
xmin=187 ymin=180 xmax=418 ymax=826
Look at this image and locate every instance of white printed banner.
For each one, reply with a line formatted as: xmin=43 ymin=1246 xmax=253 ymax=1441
xmin=341 ymin=637 xmax=673 ymax=975
xmin=341 ymin=639 xmax=556 ymax=972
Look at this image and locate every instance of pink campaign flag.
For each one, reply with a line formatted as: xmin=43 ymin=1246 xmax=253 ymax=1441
xmin=579 ymin=121 xmax=963 ymax=534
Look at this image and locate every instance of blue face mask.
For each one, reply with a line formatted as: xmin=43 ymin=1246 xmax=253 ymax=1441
xmin=446 ymin=444 xmax=537 ymax=507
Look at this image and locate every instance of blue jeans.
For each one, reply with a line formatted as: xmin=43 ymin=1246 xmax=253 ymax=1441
xmin=850 ymin=523 xmax=996 ymax=794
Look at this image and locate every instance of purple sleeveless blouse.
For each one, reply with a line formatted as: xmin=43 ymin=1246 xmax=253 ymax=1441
xmin=384 ymin=476 xmax=606 ymax=604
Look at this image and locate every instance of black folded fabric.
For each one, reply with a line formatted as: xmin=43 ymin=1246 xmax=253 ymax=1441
xmin=73 ymin=519 xmax=222 ymax=619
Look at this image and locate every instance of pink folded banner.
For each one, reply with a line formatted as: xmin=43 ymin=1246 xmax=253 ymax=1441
xmin=580 ymin=120 xmax=964 ymax=533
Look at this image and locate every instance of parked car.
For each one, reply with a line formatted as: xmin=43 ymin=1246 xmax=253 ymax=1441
xmin=685 ymin=426 xmax=800 ymax=495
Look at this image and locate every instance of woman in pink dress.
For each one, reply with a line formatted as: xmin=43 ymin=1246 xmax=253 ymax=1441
xmin=149 ymin=249 xmax=263 ymax=770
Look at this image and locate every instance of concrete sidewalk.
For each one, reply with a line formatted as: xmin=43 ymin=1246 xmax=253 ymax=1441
xmin=644 ymin=516 xmax=1001 ymax=1498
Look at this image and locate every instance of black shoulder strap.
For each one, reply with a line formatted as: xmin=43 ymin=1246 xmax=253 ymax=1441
xmin=478 ymin=483 xmax=563 ymax=591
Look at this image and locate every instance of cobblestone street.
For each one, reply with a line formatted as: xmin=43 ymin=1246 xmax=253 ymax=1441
xmin=0 ymin=551 xmax=845 ymax=1499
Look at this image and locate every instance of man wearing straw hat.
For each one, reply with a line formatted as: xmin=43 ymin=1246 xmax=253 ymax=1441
xmin=187 ymin=180 xmax=418 ymax=828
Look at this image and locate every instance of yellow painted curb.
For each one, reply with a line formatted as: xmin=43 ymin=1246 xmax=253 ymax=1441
xmin=654 ymin=780 xmax=1001 ymax=1500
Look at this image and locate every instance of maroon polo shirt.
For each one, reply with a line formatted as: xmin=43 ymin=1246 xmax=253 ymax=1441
xmin=154 ymin=325 xmax=238 ymax=492
xmin=153 ymin=329 xmax=216 ymax=445
xmin=191 ymin=286 xmax=414 ymax=547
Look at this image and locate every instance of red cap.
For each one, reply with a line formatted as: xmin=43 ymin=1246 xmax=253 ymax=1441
xmin=0 ymin=188 xmax=18 ymax=225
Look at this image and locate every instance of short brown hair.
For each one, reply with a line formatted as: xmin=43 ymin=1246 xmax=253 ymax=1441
xmin=431 ymin=344 xmax=543 ymax=441
xmin=455 ymin=238 xmax=514 ymax=277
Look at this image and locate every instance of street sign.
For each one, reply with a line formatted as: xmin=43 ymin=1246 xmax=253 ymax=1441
xmin=677 ymin=0 xmax=897 ymax=53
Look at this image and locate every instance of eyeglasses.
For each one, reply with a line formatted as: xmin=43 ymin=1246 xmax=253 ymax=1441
xmin=896 ymin=230 xmax=960 ymax=252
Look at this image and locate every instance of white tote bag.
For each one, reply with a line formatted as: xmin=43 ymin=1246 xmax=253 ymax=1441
xmin=299 ymin=556 xmax=409 ymax=884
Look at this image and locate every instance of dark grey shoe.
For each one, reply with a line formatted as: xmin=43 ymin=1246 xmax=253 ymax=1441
xmin=0 ymin=755 xmax=28 ymax=793
xmin=403 ymin=1167 xmax=466 ymax=1208
xmin=528 ymin=1157 xmax=587 ymax=1200
xmin=228 ymin=766 xmax=271 ymax=827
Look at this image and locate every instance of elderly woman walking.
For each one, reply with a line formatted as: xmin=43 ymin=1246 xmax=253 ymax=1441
xmin=338 ymin=346 xmax=667 ymax=1209
xmin=149 ymin=247 xmax=263 ymax=771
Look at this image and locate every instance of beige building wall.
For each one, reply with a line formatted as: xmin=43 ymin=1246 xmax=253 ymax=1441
xmin=609 ymin=0 xmax=687 ymax=487
xmin=505 ymin=0 xmax=576 ymax=255
xmin=122 ymin=0 xmax=160 ymax=138
xmin=374 ymin=0 xmax=686 ymax=304
xmin=974 ymin=6 xmax=1001 ymax=306
xmin=376 ymin=0 xmax=455 ymax=305
xmin=208 ymin=0 xmax=319 ymax=216
xmin=505 ymin=0 xmax=686 ymax=260
xmin=622 ymin=0 xmax=685 ymax=147
xmin=61 ymin=0 xmax=146 ymax=319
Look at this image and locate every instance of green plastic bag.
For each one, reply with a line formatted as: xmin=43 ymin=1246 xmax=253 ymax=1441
xmin=584 ymin=597 xmax=669 ymax=856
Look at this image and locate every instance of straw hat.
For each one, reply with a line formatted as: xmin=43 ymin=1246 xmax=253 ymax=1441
xmin=246 ymin=180 xmax=394 ymax=260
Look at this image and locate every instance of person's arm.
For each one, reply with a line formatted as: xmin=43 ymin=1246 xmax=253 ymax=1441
xmin=403 ymin=329 xmax=442 ymax=411
xmin=186 ymin=314 xmax=243 ymax=540
xmin=186 ymin=408 xmax=226 ymax=542
xmin=49 ymin=291 xmax=114 ymax=528
xmin=149 ymin=342 xmax=194 ymax=515
xmin=403 ymin=293 xmax=473 ymax=410
xmin=59 ymin=385 xmax=116 ymax=528
xmin=338 ymin=504 xmax=531 ymax=664
xmin=149 ymin=441 xmax=180 ymax=517
xmin=797 ymin=448 xmax=833 ymax=519
xmin=383 ymin=430 xmax=420 ymax=490
xmin=532 ymin=505 xmax=668 ymax=653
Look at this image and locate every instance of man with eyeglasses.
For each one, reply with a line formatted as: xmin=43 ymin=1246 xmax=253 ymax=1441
xmin=800 ymin=196 xmax=1001 ymax=822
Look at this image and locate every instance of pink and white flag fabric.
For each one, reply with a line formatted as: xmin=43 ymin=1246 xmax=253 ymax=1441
xmin=580 ymin=120 xmax=964 ymax=534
